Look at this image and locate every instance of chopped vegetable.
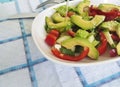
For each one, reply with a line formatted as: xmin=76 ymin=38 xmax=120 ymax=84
xmin=103 ymin=30 xmax=116 ymax=48
xmin=67 ymin=29 xmax=75 ymax=37
xmin=60 ymin=47 xmax=75 ymax=56
xmin=111 ymin=33 xmax=120 ymax=42
xmin=49 ymin=29 xmax=60 ymax=37
xmin=67 ymin=11 xmax=75 ymax=17
xmin=56 ymin=35 xmax=71 ymax=44
xmin=45 ymin=34 xmax=57 ymax=46
xmin=89 ymin=5 xmax=120 ymax=21
xmin=45 ymin=30 xmax=59 ymax=46
xmin=75 ymin=29 xmax=89 ymax=38
xmin=97 ymin=32 xmax=107 ymax=55
xmin=109 ymin=49 xmax=117 ymax=57
xmin=116 ymin=42 xmax=120 ymax=55
xmin=51 ymin=47 xmax=89 ymax=61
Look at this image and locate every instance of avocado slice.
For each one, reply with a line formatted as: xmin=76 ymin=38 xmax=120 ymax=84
xmin=61 ymin=37 xmax=99 ymax=59
xmin=116 ymin=24 xmax=120 ymax=38
xmin=100 ymin=21 xmax=120 ymax=38
xmin=56 ymin=35 xmax=72 ymax=44
xmin=52 ymin=13 xmax=65 ymax=22
xmin=45 ymin=17 xmax=71 ymax=32
xmin=100 ymin=21 xmax=119 ymax=31
xmin=52 ymin=13 xmax=69 ymax=23
xmin=98 ymin=4 xmax=120 ymax=12
xmin=76 ymin=0 xmax=90 ymax=15
xmin=116 ymin=42 xmax=120 ymax=55
xmin=71 ymin=15 xmax=105 ymax=30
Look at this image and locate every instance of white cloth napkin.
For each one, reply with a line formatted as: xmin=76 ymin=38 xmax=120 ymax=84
xmin=0 ymin=0 xmax=120 ymax=87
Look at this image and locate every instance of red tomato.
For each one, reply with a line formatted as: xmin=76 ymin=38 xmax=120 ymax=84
xmin=45 ymin=34 xmax=57 ymax=46
xmin=67 ymin=29 xmax=75 ymax=37
xmin=45 ymin=30 xmax=60 ymax=46
xmin=67 ymin=11 xmax=75 ymax=17
xmin=49 ymin=29 xmax=59 ymax=37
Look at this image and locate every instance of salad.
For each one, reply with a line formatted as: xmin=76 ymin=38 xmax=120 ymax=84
xmin=44 ymin=0 xmax=120 ymax=61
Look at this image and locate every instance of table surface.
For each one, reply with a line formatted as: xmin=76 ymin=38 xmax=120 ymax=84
xmin=0 ymin=0 xmax=120 ymax=87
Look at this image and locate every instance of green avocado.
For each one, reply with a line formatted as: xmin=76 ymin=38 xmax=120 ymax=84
xmin=116 ymin=42 xmax=120 ymax=55
xmin=61 ymin=37 xmax=99 ymax=59
xmin=100 ymin=21 xmax=120 ymax=38
xmin=100 ymin=21 xmax=119 ymax=31
xmin=52 ymin=13 xmax=70 ymax=23
xmin=116 ymin=24 xmax=120 ymax=38
xmin=76 ymin=0 xmax=90 ymax=15
xmin=103 ymin=30 xmax=116 ymax=48
xmin=71 ymin=15 xmax=105 ymax=30
xmin=45 ymin=17 xmax=71 ymax=32
xmin=55 ymin=5 xmax=75 ymax=16
xmin=98 ymin=4 xmax=120 ymax=12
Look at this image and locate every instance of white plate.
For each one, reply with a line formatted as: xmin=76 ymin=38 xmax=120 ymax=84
xmin=31 ymin=0 xmax=120 ymax=66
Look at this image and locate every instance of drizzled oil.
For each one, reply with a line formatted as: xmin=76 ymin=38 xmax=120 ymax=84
xmin=66 ymin=0 xmax=69 ymax=17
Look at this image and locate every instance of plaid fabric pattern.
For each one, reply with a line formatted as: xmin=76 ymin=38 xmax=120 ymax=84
xmin=0 ymin=0 xmax=120 ymax=87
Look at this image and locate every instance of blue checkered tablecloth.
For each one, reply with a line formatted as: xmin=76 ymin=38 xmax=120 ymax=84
xmin=0 ymin=0 xmax=120 ymax=87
